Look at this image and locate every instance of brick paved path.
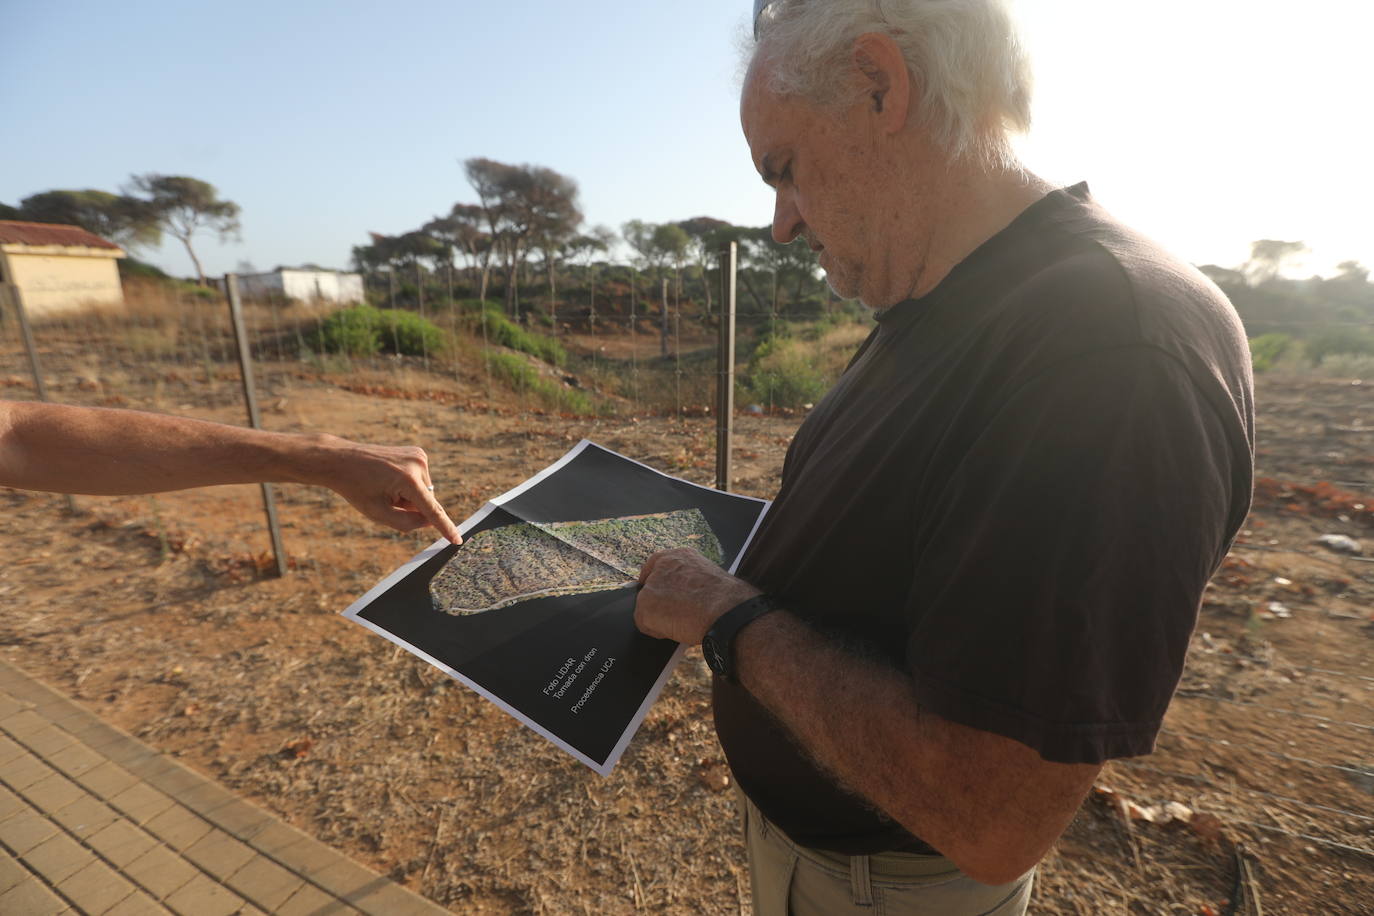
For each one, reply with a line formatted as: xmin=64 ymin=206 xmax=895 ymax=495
xmin=0 ymin=658 xmax=449 ymax=915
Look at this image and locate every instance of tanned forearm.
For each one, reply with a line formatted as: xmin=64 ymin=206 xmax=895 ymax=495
xmin=0 ymin=401 xmax=461 ymax=541
xmin=0 ymin=401 xmax=326 ymax=494
xmin=732 ymin=610 xmax=1099 ymax=885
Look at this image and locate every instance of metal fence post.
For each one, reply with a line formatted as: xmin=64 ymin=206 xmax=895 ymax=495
xmin=417 ymin=262 xmax=429 ymax=370
xmin=3 ymin=283 xmax=77 ymax=512
xmin=715 ymin=243 xmax=737 ymax=491
xmin=660 ymin=277 xmax=670 ymax=358
xmin=225 ymin=274 xmax=289 ymax=577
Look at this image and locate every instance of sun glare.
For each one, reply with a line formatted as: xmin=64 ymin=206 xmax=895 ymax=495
xmin=1011 ymin=0 xmax=1372 ymax=275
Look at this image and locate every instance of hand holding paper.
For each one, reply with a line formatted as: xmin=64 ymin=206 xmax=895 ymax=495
xmin=633 ymin=547 xmax=762 ymax=645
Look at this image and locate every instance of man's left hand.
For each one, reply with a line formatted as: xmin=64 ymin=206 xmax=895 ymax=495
xmin=633 ymin=548 xmax=762 ymax=644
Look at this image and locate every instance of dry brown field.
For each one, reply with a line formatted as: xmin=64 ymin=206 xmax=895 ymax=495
xmin=1 ymin=310 xmax=1370 ymax=914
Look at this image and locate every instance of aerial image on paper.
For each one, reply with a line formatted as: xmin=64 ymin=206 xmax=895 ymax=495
xmin=341 ymin=439 xmax=769 ymax=775
xmin=430 ymin=509 xmax=724 ymax=616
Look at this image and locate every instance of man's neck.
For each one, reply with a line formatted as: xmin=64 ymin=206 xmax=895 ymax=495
xmin=884 ymin=163 xmax=1053 ymax=305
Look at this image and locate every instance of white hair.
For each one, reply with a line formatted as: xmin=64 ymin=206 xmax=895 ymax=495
xmin=751 ymin=0 xmax=1033 ymax=168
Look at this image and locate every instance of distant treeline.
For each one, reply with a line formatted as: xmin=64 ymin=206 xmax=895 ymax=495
xmin=350 ymin=157 xmax=842 ymax=328
xmin=1200 ymin=241 xmax=1374 ymax=370
xmin=7 ymin=166 xmax=1370 ymax=357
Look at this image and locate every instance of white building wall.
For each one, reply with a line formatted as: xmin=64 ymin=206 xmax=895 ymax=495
xmin=240 ymin=269 xmax=362 ymax=304
xmin=337 ymin=272 xmax=364 ymax=303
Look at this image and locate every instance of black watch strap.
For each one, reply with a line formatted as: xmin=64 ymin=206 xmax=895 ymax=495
xmin=702 ymin=594 xmax=781 ymax=683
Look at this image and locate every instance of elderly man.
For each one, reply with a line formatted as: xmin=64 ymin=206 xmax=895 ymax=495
xmin=0 ymin=400 xmax=461 ymax=542
xmin=634 ymin=1 xmax=1254 ymax=913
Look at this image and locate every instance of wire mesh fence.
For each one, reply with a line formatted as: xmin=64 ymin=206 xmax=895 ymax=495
xmin=1 ymin=266 xmax=813 ymax=569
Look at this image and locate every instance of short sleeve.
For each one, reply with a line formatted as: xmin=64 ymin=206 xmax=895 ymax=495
xmin=906 ymin=345 xmax=1241 ymax=764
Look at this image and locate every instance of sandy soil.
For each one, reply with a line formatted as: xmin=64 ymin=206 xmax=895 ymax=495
xmin=1 ymin=336 xmax=1370 ymax=914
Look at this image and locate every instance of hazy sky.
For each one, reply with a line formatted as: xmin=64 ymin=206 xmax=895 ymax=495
xmin=3 ymin=0 xmax=1369 ymax=280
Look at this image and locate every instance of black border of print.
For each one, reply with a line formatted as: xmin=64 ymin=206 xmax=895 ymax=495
xmin=342 ymin=440 xmax=770 ymax=774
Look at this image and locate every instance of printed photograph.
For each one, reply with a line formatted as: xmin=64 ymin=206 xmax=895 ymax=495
xmin=344 ymin=440 xmax=768 ymax=773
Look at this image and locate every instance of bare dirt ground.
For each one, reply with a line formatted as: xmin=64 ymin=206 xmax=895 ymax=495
xmin=1 ymin=332 xmax=1370 ymax=914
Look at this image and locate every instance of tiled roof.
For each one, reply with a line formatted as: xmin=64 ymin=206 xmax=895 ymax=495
xmin=0 ymin=220 xmax=123 ymax=251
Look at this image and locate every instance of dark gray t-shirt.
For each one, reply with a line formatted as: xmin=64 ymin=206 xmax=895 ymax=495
xmin=715 ymin=184 xmax=1255 ymax=855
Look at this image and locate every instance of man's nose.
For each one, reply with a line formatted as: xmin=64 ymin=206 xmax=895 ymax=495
xmin=772 ymin=190 xmax=802 ymax=244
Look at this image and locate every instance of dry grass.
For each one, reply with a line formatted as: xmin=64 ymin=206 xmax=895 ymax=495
xmin=2 ymin=310 xmax=1370 ymax=914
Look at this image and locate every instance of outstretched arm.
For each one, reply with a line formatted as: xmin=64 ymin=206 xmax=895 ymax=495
xmin=0 ymin=400 xmax=461 ymax=543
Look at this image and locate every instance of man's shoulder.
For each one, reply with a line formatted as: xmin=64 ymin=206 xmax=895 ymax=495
xmin=986 ymin=192 xmax=1255 ymax=454
xmin=981 ymin=194 xmax=1246 ymax=388
xmin=1007 ymin=198 xmax=1234 ymax=345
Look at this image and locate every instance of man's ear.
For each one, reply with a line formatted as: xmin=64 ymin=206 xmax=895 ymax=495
xmin=852 ymin=33 xmax=911 ymax=133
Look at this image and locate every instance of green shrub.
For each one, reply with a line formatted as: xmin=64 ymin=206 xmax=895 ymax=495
xmin=462 ymin=300 xmax=565 ymax=365
xmin=485 ymin=351 xmax=537 ymax=389
xmin=313 ymin=307 xmax=378 ymax=356
xmin=1249 ymin=333 xmax=1293 ymax=373
xmin=744 ymin=346 xmax=828 ymax=408
xmin=313 ymin=306 xmax=382 ymax=356
xmin=1319 ymin=353 xmax=1374 ymax=379
xmin=1305 ymin=328 xmax=1374 ymax=365
xmin=485 ymin=352 xmax=593 ymax=413
xmin=377 ymin=308 xmax=445 ymax=356
xmin=312 ymin=305 xmax=444 ymax=357
xmin=741 ymin=320 xmax=871 ymax=409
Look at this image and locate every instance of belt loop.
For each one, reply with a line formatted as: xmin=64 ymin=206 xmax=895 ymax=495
xmin=850 ymin=854 xmax=874 ymax=907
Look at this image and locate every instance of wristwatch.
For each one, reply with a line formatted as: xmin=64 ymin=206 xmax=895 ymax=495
xmin=702 ymin=594 xmax=781 ymax=684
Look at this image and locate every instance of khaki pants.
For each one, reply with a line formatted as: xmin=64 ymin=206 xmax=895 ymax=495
xmin=741 ymin=791 xmax=1034 ymax=916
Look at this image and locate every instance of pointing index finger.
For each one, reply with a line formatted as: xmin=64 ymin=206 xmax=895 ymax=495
xmin=412 ymin=483 xmax=462 ymax=544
